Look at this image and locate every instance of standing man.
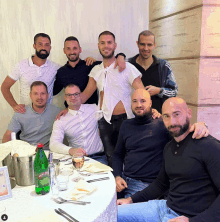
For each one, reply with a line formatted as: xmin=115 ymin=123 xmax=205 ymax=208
xmin=1 ymin=33 xmax=60 ymax=113
xmin=117 ymin=97 xmax=220 ymax=222
xmin=80 ymin=31 xmax=145 ymax=166
xmin=128 ymin=30 xmax=178 ymax=113
xmin=50 ymin=84 xmax=107 ymax=165
xmin=2 ymin=81 xmax=60 ymax=149
xmin=53 ymin=36 xmax=126 ymax=105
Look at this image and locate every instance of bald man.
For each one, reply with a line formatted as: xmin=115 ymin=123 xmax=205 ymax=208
xmin=117 ymin=97 xmax=220 ymax=222
xmin=113 ymin=90 xmax=208 ymax=199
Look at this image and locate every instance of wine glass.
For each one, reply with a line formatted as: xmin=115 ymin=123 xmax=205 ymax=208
xmin=72 ymin=152 xmax=85 ymax=182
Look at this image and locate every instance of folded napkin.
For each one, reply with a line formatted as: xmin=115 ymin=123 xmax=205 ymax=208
xmin=82 ymin=162 xmax=113 ymax=173
xmin=19 ymin=210 xmax=63 ymax=222
xmin=69 ymin=179 xmax=97 ymax=200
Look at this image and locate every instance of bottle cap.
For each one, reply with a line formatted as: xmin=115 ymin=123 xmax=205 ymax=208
xmin=37 ymin=143 xmax=43 ymax=148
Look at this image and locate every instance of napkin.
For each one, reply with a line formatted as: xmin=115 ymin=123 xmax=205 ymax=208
xmin=69 ymin=179 xmax=97 ymax=200
xmin=82 ymin=162 xmax=113 ymax=173
xmin=19 ymin=210 xmax=63 ymax=222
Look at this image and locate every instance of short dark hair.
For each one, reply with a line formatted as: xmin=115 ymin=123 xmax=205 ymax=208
xmin=64 ymin=36 xmax=80 ymax=46
xmin=98 ymin=31 xmax=115 ymax=41
xmin=64 ymin=84 xmax=81 ymax=91
xmin=138 ymin=30 xmax=155 ymax=43
xmin=30 ymin=81 xmax=48 ymax=93
xmin=34 ymin=33 xmax=51 ymax=44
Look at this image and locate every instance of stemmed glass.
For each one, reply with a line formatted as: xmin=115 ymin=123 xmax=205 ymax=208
xmin=72 ymin=152 xmax=85 ymax=182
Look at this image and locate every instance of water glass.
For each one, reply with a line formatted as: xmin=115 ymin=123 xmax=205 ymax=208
xmin=57 ymin=170 xmax=69 ymax=191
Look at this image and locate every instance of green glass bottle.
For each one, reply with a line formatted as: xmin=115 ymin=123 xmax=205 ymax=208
xmin=34 ymin=143 xmax=50 ymax=195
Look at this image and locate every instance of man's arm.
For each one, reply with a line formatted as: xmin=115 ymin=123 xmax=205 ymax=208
xmin=132 ymin=76 xmax=145 ymax=89
xmin=1 ymin=76 xmax=25 ymax=113
xmin=81 ymin=77 xmax=97 ymax=104
xmin=2 ymin=130 xmax=12 ymax=143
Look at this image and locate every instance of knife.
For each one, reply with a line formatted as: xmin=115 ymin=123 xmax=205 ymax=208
xmin=58 ymin=208 xmax=80 ymax=222
xmin=87 ymin=177 xmax=110 ymax=183
xmin=55 ymin=209 xmax=74 ymax=222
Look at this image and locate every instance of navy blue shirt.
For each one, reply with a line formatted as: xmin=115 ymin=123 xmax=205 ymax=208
xmin=112 ymin=117 xmax=170 ymax=182
xmin=53 ymin=59 xmax=101 ymax=105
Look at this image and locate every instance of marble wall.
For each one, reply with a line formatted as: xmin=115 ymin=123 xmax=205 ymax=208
xmin=0 ymin=0 xmax=149 ymax=141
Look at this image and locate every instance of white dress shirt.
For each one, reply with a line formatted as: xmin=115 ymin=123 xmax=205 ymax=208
xmin=9 ymin=57 xmax=60 ymax=104
xmin=89 ymin=61 xmax=142 ymax=124
xmin=50 ymin=104 xmax=103 ymax=155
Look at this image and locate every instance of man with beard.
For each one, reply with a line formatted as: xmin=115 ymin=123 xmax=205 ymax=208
xmin=128 ymin=30 xmax=178 ymax=113
xmin=117 ymin=97 xmax=220 ymax=222
xmin=53 ymin=36 xmax=126 ymax=105
xmin=1 ymin=33 xmax=60 ymax=114
xmin=2 ymin=81 xmax=60 ymax=149
xmin=80 ymin=31 xmax=145 ymax=166
xmin=112 ymin=89 xmax=208 ymax=199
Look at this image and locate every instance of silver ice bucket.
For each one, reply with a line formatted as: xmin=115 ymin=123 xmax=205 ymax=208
xmin=12 ymin=154 xmax=35 ymax=186
xmin=2 ymin=153 xmax=15 ymax=177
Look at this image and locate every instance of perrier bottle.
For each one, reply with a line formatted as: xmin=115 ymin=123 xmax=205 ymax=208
xmin=34 ymin=143 xmax=50 ymax=195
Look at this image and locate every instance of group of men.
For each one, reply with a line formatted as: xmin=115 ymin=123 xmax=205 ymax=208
xmin=1 ymin=30 xmax=219 ymax=221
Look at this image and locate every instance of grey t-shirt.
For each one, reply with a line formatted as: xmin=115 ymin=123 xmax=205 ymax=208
xmin=8 ymin=104 xmax=61 ymax=149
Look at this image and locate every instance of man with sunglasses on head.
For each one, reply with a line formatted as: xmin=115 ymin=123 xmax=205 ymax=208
xmin=50 ymin=84 xmax=107 ymax=165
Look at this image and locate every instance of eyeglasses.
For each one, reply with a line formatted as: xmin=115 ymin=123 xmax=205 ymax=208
xmin=65 ymin=92 xmax=81 ymax=98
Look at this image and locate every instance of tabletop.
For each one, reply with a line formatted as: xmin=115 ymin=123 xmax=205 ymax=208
xmin=0 ymin=153 xmax=117 ymax=222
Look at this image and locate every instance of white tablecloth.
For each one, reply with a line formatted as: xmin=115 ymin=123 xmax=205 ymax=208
xmin=0 ymin=154 xmax=117 ymax=222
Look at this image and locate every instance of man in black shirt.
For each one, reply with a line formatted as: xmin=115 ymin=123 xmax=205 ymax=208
xmin=53 ymin=36 xmax=126 ymax=105
xmin=117 ymin=97 xmax=220 ymax=222
xmin=128 ymin=30 xmax=178 ymax=113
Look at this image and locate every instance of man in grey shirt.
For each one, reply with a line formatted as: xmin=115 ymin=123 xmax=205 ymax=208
xmin=2 ymin=81 xmax=60 ymax=149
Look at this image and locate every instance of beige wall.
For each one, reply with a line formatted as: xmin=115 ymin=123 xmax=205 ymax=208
xmin=0 ymin=0 xmax=149 ymax=141
xmin=149 ymin=0 xmax=220 ymax=139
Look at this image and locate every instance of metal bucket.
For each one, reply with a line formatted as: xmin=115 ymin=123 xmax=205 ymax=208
xmin=12 ymin=154 xmax=35 ymax=186
xmin=2 ymin=153 xmax=15 ymax=177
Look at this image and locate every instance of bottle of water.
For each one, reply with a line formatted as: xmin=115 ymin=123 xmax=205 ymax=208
xmin=49 ymin=152 xmax=59 ymax=197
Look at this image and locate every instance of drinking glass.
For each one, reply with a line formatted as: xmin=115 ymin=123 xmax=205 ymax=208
xmin=56 ymin=170 xmax=69 ymax=191
xmin=72 ymin=152 xmax=85 ymax=182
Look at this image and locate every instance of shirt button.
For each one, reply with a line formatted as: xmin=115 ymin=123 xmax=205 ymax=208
xmin=177 ymin=144 xmax=179 ymax=147
xmin=175 ymin=151 xmax=177 ymax=154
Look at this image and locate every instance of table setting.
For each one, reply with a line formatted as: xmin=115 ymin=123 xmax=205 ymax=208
xmin=0 ymin=143 xmax=117 ymax=222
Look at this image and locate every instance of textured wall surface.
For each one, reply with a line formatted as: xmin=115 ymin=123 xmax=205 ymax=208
xmin=0 ymin=0 xmax=149 ymax=140
xmin=149 ymin=0 xmax=220 ymax=139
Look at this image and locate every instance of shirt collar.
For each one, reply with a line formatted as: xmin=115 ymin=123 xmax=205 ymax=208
xmin=65 ymin=59 xmax=83 ymax=69
xmin=68 ymin=104 xmax=84 ymax=116
xmin=29 ymin=103 xmax=48 ymax=114
xmin=28 ymin=56 xmax=49 ymax=67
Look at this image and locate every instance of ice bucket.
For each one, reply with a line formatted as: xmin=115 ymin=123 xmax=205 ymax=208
xmin=2 ymin=153 xmax=15 ymax=177
xmin=12 ymin=154 xmax=35 ymax=186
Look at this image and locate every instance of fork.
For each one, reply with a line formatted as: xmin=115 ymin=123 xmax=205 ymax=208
xmin=79 ymin=171 xmax=108 ymax=176
xmin=58 ymin=197 xmax=91 ymax=204
xmin=53 ymin=198 xmax=86 ymax=205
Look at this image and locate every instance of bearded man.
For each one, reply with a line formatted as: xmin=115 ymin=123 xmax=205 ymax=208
xmin=112 ymin=89 xmax=209 ymax=199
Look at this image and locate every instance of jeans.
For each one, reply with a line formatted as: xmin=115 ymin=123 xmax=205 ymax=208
xmin=118 ymin=200 xmax=180 ymax=222
xmin=98 ymin=114 xmax=127 ymax=167
xmin=88 ymin=153 xmax=108 ymax=165
xmin=118 ymin=174 xmax=150 ymax=199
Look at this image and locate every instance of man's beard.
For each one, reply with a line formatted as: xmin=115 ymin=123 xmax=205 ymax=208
xmin=132 ymin=108 xmax=153 ymax=121
xmin=167 ymin=118 xmax=190 ymax=138
xmin=67 ymin=54 xmax=79 ymax=62
xmin=36 ymin=49 xmax=49 ymax=59
xmin=99 ymin=49 xmax=115 ymax=59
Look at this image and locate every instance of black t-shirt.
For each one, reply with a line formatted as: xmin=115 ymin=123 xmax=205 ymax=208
xmin=53 ymin=59 xmax=101 ymax=105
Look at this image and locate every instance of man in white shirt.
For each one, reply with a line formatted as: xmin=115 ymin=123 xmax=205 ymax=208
xmin=1 ymin=33 xmax=61 ymax=113
xmin=50 ymin=84 xmax=107 ymax=165
xmin=80 ymin=31 xmax=145 ymax=166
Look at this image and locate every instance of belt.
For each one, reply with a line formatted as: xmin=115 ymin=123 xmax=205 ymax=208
xmin=111 ymin=113 xmax=127 ymax=120
xmin=88 ymin=152 xmax=105 ymax=158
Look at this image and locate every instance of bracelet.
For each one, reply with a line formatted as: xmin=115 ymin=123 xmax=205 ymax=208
xmin=115 ymin=53 xmax=126 ymax=59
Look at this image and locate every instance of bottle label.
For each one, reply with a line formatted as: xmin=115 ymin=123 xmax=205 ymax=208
xmin=36 ymin=171 xmax=50 ymax=187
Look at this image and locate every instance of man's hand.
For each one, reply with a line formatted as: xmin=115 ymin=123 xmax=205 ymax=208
xmin=55 ymin=108 xmax=68 ymax=120
xmin=69 ymin=148 xmax=87 ymax=156
xmin=84 ymin=57 xmax=96 ymax=66
xmin=13 ymin=104 xmax=26 ymax=113
xmin=168 ymin=216 xmax=189 ymax=222
xmin=152 ymin=108 xmax=161 ymax=119
xmin=117 ymin=197 xmax=133 ymax=205
xmin=145 ymin=85 xmax=161 ymax=96
xmin=116 ymin=176 xmax=127 ymax=192
xmin=189 ymin=122 xmax=209 ymax=139
xmin=114 ymin=55 xmax=126 ymax=72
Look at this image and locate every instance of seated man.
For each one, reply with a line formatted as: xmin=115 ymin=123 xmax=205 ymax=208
xmin=50 ymin=84 xmax=107 ymax=165
xmin=117 ymin=97 xmax=220 ymax=222
xmin=113 ymin=89 xmax=208 ymax=199
xmin=2 ymin=81 xmax=61 ymax=149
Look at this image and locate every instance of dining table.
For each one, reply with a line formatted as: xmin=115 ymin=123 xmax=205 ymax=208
xmin=0 ymin=152 xmax=117 ymax=222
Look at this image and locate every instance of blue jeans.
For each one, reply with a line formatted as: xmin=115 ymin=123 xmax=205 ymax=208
xmin=118 ymin=174 xmax=149 ymax=199
xmin=89 ymin=153 xmax=108 ymax=165
xmin=118 ymin=200 xmax=180 ymax=222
